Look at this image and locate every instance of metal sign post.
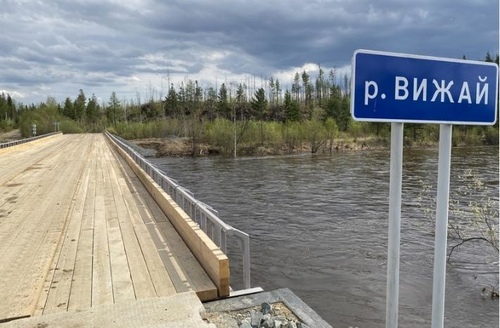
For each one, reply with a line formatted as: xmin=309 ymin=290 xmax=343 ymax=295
xmin=431 ymin=124 xmax=453 ymax=328
xmin=351 ymin=49 xmax=498 ymax=328
xmin=386 ymin=122 xmax=403 ymax=327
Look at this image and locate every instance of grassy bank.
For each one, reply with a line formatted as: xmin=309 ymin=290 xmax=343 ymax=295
xmin=109 ymin=118 xmax=498 ymax=157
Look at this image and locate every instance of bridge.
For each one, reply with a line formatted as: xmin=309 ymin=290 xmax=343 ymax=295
xmin=0 ymin=132 xmax=252 ymax=327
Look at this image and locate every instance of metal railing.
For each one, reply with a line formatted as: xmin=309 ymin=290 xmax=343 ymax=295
xmin=105 ymin=131 xmax=251 ymax=290
xmin=0 ymin=132 xmax=61 ymax=149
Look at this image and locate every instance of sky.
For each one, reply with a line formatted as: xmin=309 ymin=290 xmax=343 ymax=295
xmin=0 ymin=0 xmax=498 ymax=105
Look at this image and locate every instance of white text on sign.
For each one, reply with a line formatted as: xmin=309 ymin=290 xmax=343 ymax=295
xmin=364 ymin=76 xmax=490 ymax=106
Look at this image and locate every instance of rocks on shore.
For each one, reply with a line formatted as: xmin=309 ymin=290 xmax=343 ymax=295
xmin=238 ymin=303 xmax=307 ymax=328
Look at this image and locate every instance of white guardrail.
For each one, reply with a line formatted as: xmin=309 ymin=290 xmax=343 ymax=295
xmin=105 ymin=131 xmax=251 ymax=290
xmin=0 ymin=132 xmax=61 ymax=149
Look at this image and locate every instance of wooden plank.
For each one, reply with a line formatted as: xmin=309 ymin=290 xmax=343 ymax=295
xmin=108 ymin=147 xmax=201 ymax=298
xmin=90 ymin=139 xmax=113 ymax=306
xmin=107 ymin=227 xmax=135 ymax=302
xmin=0 ymin=135 xmax=86 ymax=320
xmin=111 ymin=172 xmax=157 ymax=300
xmin=114 ymin=168 xmax=173 ymax=298
xmin=41 ymin=165 xmax=91 ymax=314
xmin=0 ymin=292 xmax=212 ymax=328
xmin=111 ymin=158 xmax=178 ymax=298
xmin=106 ymin=134 xmax=229 ymax=298
xmin=155 ymin=221 xmax=218 ymax=301
xmin=68 ymin=139 xmax=97 ymax=311
xmin=67 ymin=229 xmax=93 ymax=311
xmin=101 ymin=145 xmax=135 ymax=303
xmin=118 ymin=157 xmax=217 ymax=300
xmin=1 ymin=133 xmax=228 ymax=321
xmin=104 ymin=147 xmax=157 ymax=300
xmin=35 ymin=135 xmax=91 ymax=315
xmin=152 ymin=189 xmax=230 ymax=297
xmin=28 ymin=140 xmax=90 ymax=315
xmin=0 ymin=156 xmax=66 ymax=259
xmin=0 ymin=157 xmax=73 ymax=318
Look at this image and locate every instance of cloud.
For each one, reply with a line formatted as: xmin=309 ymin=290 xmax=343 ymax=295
xmin=0 ymin=90 xmax=26 ymax=99
xmin=0 ymin=0 xmax=497 ymax=104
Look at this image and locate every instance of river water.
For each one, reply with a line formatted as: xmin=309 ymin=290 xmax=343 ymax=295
xmin=151 ymin=146 xmax=499 ymax=327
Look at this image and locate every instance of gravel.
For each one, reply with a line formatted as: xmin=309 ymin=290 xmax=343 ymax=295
xmin=204 ymin=302 xmax=307 ymax=328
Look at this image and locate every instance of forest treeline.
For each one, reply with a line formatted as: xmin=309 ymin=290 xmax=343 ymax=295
xmin=1 ymin=54 xmax=498 ymax=156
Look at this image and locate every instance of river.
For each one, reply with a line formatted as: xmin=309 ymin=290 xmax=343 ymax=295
xmin=150 ymin=146 xmax=499 ymax=327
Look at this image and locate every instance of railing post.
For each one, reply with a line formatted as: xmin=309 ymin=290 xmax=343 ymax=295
xmin=242 ymin=236 xmax=251 ymax=289
xmin=220 ymin=233 xmax=227 ymax=254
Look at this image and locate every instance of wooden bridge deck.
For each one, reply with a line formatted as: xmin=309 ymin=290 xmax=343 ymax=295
xmin=0 ymin=134 xmax=216 ymax=323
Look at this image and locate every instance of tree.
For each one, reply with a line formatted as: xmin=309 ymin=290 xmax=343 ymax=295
xmin=86 ymin=93 xmax=99 ymax=129
xmin=236 ymin=83 xmax=246 ymax=103
xmin=292 ymin=72 xmax=301 ymax=102
xmin=194 ymin=80 xmax=203 ymax=105
xmin=303 ymin=118 xmax=327 ymax=153
xmin=6 ymin=94 xmax=15 ymax=122
xmin=269 ymin=77 xmax=276 ymax=106
xmin=326 ymin=86 xmax=341 ymax=120
xmin=217 ymin=83 xmax=230 ymax=118
xmin=251 ymin=88 xmax=267 ymax=120
xmin=326 ymin=84 xmax=351 ymax=131
xmin=62 ymin=97 xmax=74 ymax=120
xmin=315 ymin=63 xmax=327 ymax=107
xmin=204 ymin=86 xmax=217 ymax=120
xmin=250 ymin=88 xmax=267 ymax=145
xmin=164 ymin=84 xmax=178 ymax=117
xmin=107 ymin=91 xmax=121 ymax=125
xmin=343 ymin=74 xmax=350 ymax=96
xmin=418 ymin=169 xmax=499 ymax=297
xmin=74 ymin=89 xmax=86 ymax=123
xmin=235 ymin=83 xmax=249 ymax=120
xmin=0 ymin=93 xmax=6 ymax=122
xmin=485 ymin=52 xmax=494 ymax=62
xmin=268 ymin=77 xmax=283 ymax=120
xmin=275 ymin=79 xmax=281 ymax=104
xmin=283 ymin=90 xmax=299 ymax=122
xmin=324 ymin=117 xmax=338 ymax=152
xmin=302 ymin=70 xmax=314 ymax=119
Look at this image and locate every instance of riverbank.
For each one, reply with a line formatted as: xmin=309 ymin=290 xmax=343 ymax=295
xmin=0 ymin=129 xmax=22 ymax=143
xmin=131 ymin=136 xmax=391 ymax=157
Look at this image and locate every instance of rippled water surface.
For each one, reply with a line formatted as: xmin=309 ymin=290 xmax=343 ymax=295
xmin=151 ymin=146 xmax=499 ymax=327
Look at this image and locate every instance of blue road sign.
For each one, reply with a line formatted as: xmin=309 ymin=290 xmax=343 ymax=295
xmin=351 ymin=50 xmax=498 ymax=125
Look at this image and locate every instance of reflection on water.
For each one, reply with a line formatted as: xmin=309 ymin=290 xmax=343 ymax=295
xmin=151 ymin=146 xmax=499 ymax=327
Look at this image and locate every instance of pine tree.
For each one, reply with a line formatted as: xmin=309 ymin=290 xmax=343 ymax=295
xmin=74 ymin=89 xmax=86 ymax=123
xmin=275 ymin=79 xmax=281 ymax=104
xmin=235 ymin=83 xmax=248 ymax=120
xmin=6 ymin=94 xmax=15 ymax=121
xmin=164 ymin=84 xmax=178 ymax=117
xmin=251 ymin=88 xmax=268 ymax=145
xmin=204 ymin=86 xmax=217 ymax=120
xmin=302 ymin=70 xmax=313 ymax=118
xmin=269 ymin=77 xmax=275 ymax=106
xmin=485 ymin=52 xmax=493 ymax=62
xmin=63 ymin=97 xmax=74 ymax=120
xmin=284 ymin=90 xmax=299 ymax=122
xmin=217 ymin=83 xmax=230 ymax=119
xmin=0 ymin=93 xmax=6 ymax=121
xmin=86 ymin=94 xmax=99 ymax=128
xmin=251 ymin=88 xmax=267 ymax=120
xmin=107 ymin=91 xmax=121 ymax=125
xmin=292 ymin=72 xmax=301 ymax=102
